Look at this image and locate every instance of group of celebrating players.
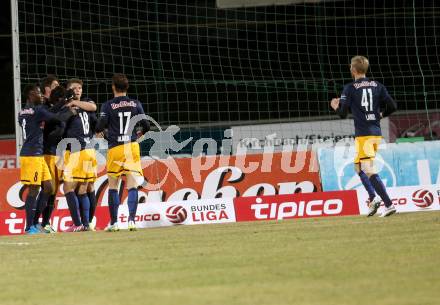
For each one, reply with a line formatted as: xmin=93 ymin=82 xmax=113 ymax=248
xmin=18 ymin=55 xmax=397 ymax=234
xmin=19 ymin=73 xmax=149 ymax=234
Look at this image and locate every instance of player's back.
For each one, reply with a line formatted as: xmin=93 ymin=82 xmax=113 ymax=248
xmin=341 ymin=77 xmax=393 ymax=137
xmin=64 ymin=106 xmax=96 ymax=152
xmin=101 ymin=96 xmax=145 ymax=148
xmin=19 ymin=105 xmax=47 ymax=156
xmin=43 ymin=104 xmax=65 ymax=155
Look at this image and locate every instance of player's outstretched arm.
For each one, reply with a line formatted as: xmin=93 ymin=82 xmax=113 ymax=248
xmin=39 ymin=106 xmax=76 ymax=123
xmin=330 ymin=98 xmax=349 ymax=119
xmin=66 ymin=100 xmax=97 ymax=112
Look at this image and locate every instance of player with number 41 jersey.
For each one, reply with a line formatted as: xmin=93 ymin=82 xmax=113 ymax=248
xmin=339 ymin=74 xmax=395 ymax=139
xmin=331 ymin=56 xmax=397 ymax=218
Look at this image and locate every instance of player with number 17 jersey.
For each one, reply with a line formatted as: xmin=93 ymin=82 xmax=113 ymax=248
xmin=99 ymin=97 xmax=147 ymax=149
xmin=97 ymin=96 xmax=149 ymax=177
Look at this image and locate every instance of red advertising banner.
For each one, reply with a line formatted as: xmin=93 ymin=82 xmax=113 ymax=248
xmin=0 ymin=207 xmax=110 ymax=235
xmin=140 ymin=150 xmax=321 ymax=202
xmin=0 ymin=139 xmax=17 ymax=169
xmin=0 ymin=139 xmax=16 ymax=155
xmin=0 ymin=151 xmax=321 ymax=212
xmin=0 ymin=156 xmax=16 ymax=169
xmin=0 ymin=151 xmax=321 ymax=234
xmin=234 ymin=190 xmax=359 ymax=221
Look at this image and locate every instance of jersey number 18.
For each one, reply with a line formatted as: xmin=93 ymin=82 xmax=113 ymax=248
xmin=79 ymin=112 xmax=90 ymax=134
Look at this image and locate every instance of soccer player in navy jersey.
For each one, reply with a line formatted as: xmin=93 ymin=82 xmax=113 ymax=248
xmin=95 ymin=73 xmax=150 ymax=231
xmin=66 ymin=79 xmax=99 ymax=230
xmin=330 ymin=56 xmax=397 ymax=217
xmin=62 ymin=78 xmax=98 ymax=232
xmin=32 ymin=85 xmax=66 ymax=233
xmin=18 ymin=84 xmax=75 ymax=234
xmin=40 ymin=74 xmax=59 ymax=103
xmin=32 ymin=75 xmax=61 ymax=233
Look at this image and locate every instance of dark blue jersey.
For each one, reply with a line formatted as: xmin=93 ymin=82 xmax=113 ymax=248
xmin=42 ymin=104 xmax=66 ymax=155
xmin=97 ymin=96 xmax=147 ymax=149
xmin=339 ymin=77 xmax=396 ymax=137
xmin=64 ymin=107 xmax=97 ymax=152
xmin=19 ymin=105 xmax=58 ymax=156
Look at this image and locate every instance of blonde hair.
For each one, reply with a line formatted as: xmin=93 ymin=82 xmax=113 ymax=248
xmin=351 ymin=56 xmax=369 ymax=74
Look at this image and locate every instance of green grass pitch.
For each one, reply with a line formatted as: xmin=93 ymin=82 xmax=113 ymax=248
xmin=0 ymin=211 xmax=439 ymax=305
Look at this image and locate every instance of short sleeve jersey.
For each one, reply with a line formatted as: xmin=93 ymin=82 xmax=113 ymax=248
xmin=19 ymin=104 xmax=56 ymax=156
xmin=64 ymin=105 xmax=96 ymax=152
xmin=99 ymin=96 xmax=146 ymax=149
xmin=340 ymin=77 xmax=394 ymax=137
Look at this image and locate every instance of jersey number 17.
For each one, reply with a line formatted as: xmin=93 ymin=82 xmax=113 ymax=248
xmin=118 ymin=112 xmax=132 ymax=135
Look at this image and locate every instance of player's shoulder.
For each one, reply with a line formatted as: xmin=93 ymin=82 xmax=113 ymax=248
xmin=34 ymin=104 xmax=48 ymax=113
xmin=342 ymin=82 xmax=355 ymax=96
xmin=19 ymin=105 xmax=35 ymax=115
xmin=367 ymin=78 xmax=385 ymax=87
xmin=102 ymin=98 xmax=115 ymax=108
xmin=81 ymin=97 xmax=95 ymax=103
xmin=343 ymin=82 xmax=354 ymax=90
xmin=124 ymin=95 xmax=142 ymax=105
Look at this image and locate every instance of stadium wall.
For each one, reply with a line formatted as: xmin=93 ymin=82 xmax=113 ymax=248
xmin=1 ymin=141 xmax=440 ymax=234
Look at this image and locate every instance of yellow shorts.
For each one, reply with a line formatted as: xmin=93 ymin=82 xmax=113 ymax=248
xmin=20 ymin=156 xmax=52 ymax=185
xmin=107 ymin=142 xmax=143 ymax=177
xmin=63 ymin=148 xmax=97 ymax=182
xmin=44 ymin=154 xmax=63 ymax=187
xmin=354 ymin=136 xmax=382 ymax=163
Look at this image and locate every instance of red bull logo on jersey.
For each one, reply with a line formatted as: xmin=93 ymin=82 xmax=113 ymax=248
xmin=110 ymin=100 xmax=137 ymax=109
xmin=353 ymin=81 xmax=377 ymax=89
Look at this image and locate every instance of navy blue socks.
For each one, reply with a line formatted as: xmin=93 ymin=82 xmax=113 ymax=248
xmin=108 ymin=189 xmax=120 ymax=225
xmin=359 ymin=170 xmax=376 ymax=200
xmin=369 ymin=174 xmax=393 ymax=207
xmin=78 ymin=194 xmax=91 ymax=227
xmin=127 ymin=188 xmax=138 ymax=221
xmin=65 ymin=191 xmax=82 ymax=226
xmin=25 ymin=194 xmax=38 ymax=231
xmin=88 ymin=191 xmax=97 ymax=223
xmin=42 ymin=195 xmax=55 ymax=227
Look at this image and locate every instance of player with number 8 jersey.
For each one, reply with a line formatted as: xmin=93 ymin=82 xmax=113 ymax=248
xmin=18 ymin=84 xmax=76 ymax=234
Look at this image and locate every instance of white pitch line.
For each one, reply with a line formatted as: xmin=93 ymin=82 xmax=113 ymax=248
xmin=0 ymin=242 xmax=31 ymax=246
